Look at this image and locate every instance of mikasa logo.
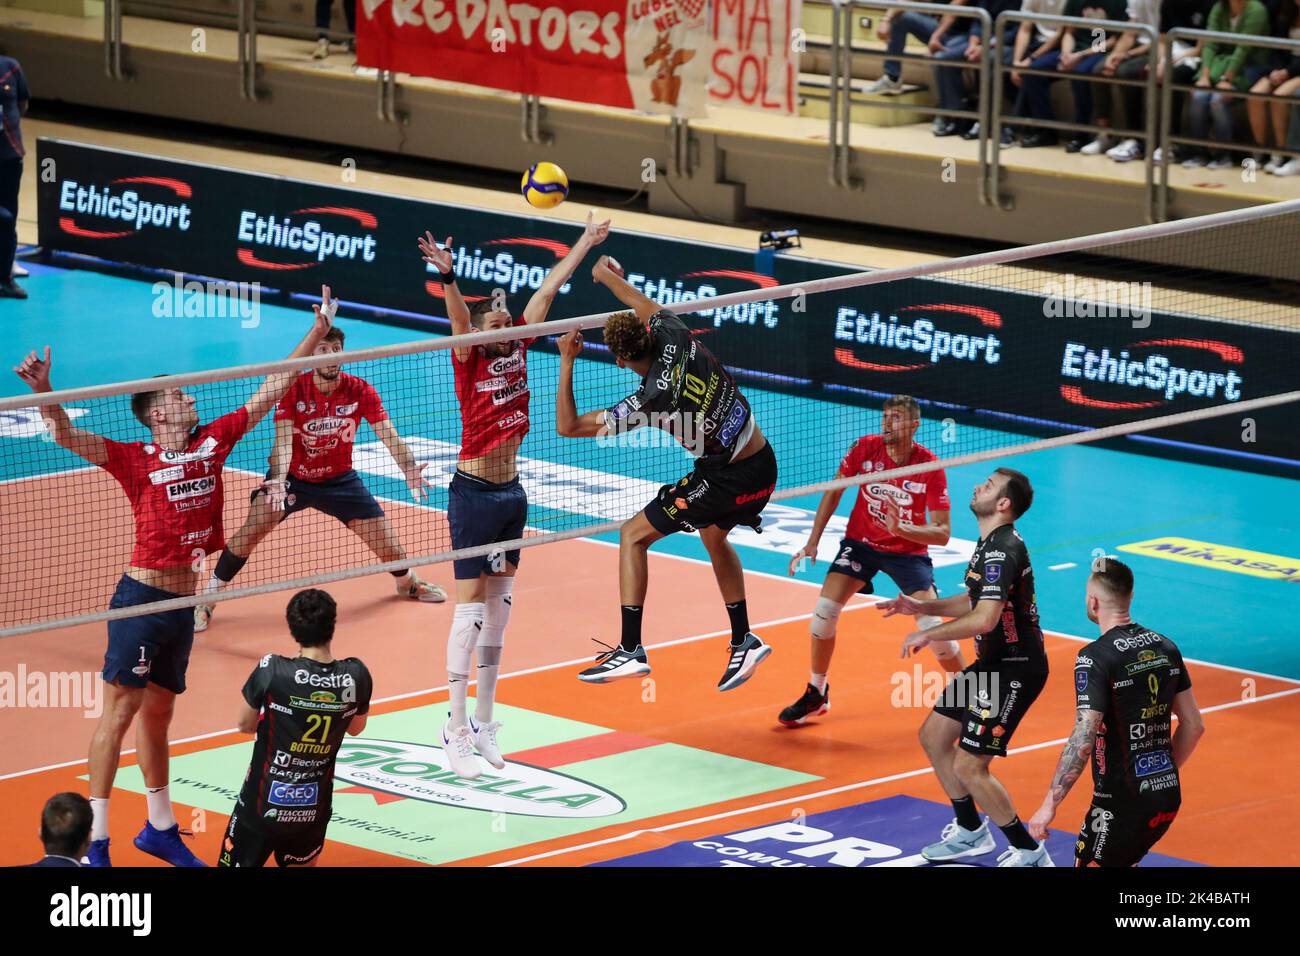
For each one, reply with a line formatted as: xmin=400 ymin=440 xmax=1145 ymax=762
xmin=334 ymin=739 xmax=626 ymax=818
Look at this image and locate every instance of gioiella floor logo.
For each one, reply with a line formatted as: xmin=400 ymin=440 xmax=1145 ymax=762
xmin=236 ymin=206 xmax=379 ymax=270
xmin=334 ymin=738 xmax=627 ymax=818
xmin=58 ymin=176 xmax=194 ymax=239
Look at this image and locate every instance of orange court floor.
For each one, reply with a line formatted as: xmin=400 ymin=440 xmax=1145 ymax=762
xmin=1 ymin=520 xmax=1296 ymax=868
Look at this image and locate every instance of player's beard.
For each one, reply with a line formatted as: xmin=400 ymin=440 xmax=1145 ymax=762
xmin=489 ymin=341 xmax=513 ymax=358
xmin=969 ymin=495 xmax=995 ymax=519
xmin=318 ymin=366 xmax=341 ymax=381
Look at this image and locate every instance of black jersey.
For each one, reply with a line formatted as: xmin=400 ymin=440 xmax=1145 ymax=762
xmin=603 ymin=311 xmax=754 ymax=469
xmin=1075 ymin=623 xmax=1191 ymax=800
xmin=963 ymin=524 xmax=1046 ymax=669
xmin=235 ymin=654 xmax=372 ymax=830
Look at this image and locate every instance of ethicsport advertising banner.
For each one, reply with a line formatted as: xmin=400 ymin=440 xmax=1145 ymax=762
xmin=38 ymin=138 xmax=1300 ymax=466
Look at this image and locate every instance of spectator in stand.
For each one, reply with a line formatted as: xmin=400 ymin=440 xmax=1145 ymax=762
xmin=1012 ymin=0 xmax=1069 ymax=146
xmin=1097 ymin=0 xmax=1162 ymax=161
xmin=865 ymin=0 xmax=981 ymax=136
xmin=961 ymin=0 xmax=1026 ymax=145
xmin=1184 ymin=0 xmax=1272 ymax=167
xmin=0 ymin=53 xmax=28 ymax=300
xmin=313 ymin=0 xmax=357 ymax=60
xmin=1058 ymin=0 xmax=1131 ymax=155
xmin=1249 ymin=0 xmax=1300 ymax=170
xmin=1154 ymin=0 xmax=1214 ymax=164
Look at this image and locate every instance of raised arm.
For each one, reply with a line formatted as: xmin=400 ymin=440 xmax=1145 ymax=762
xmin=592 ymin=255 xmax=660 ymax=323
xmin=418 ymin=232 xmax=472 ymax=343
xmin=243 ymin=285 xmax=335 ymax=428
xmin=13 ymin=347 xmax=108 ymax=467
xmin=555 ymin=330 xmax=608 ymax=438
xmin=522 ymin=210 xmax=611 ymax=326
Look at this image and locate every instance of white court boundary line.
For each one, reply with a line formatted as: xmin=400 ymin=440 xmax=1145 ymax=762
xmin=2 ymin=580 xmax=1295 ymax=781
xmin=489 ymin=684 xmax=1300 ymax=867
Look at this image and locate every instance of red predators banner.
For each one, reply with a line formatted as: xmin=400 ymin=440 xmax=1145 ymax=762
xmin=358 ymin=0 xmax=711 ymax=116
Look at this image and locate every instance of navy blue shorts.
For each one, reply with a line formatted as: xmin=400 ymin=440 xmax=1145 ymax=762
xmin=255 ymin=470 xmax=384 ymax=525
xmin=448 ymin=470 xmax=528 ymax=580
xmin=828 ymin=537 xmax=935 ymax=595
xmin=104 ymin=575 xmax=195 ymax=694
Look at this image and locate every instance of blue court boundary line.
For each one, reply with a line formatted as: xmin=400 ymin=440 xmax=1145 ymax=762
xmin=27 ymin=251 xmax=1300 ymax=478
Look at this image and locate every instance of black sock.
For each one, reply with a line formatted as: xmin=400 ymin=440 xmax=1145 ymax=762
xmin=620 ymin=605 xmax=644 ymax=653
xmin=214 ymin=550 xmax=248 ymax=583
xmin=951 ymin=795 xmax=981 ymax=832
xmin=725 ymin=600 xmax=750 ymax=646
xmin=998 ymin=816 xmax=1038 ymax=851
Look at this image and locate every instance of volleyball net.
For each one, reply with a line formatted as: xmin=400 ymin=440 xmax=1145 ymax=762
xmin=2 ymin=200 xmax=1298 ymax=637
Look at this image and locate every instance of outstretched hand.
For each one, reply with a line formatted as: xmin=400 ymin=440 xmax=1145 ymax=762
xmin=313 ymin=285 xmax=338 ymax=337
xmin=583 ymin=210 xmax=612 ymax=246
xmin=418 ymin=232 xmax=454 ymax=273
xmin=14 ymin=346 xmax=53 ymax=393
xmin=558 ymin=329 xmax=585 ymax=361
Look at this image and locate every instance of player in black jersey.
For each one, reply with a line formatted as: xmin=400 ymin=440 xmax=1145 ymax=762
xmin=219 ymin=589 xmax=373 ymax=867
xmin=1028 ymin=557 xmax=1204 ymax=866
xmin=556 ymin=254 xmax=776 ymax=691
xmin=880 ymin=468 xmax=1053 ymax=866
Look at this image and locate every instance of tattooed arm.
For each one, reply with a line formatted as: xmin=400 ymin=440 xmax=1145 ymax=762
xmin=1027 ymin=709 xmax=1103 ymax=841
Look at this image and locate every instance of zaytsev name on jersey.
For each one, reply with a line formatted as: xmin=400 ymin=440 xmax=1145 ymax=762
xmin=603 ymin=311 xmax=755 ymax=469
xmin=236 ymin=654 xmax=373 ymax=829
xmin=1075 ymin=623 xmax=1191 ymax=801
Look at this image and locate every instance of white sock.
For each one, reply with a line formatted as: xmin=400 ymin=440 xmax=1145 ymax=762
xmin=90 ymin=796 xmax=110 ymax=841
xmin=810 ymin=672 xmax=828 ymax=693
xmin=203 ymin=571 xmax=222 ymax=596
xmin=394 ymin=569 xmax=412 ymax=584
xmin=447 ymin=603 xmax=484 ymax=728
xmin=145 ymin=785 xmax=176 ymax=830
xmin=475 ymin=579 xmax=513 ymax=724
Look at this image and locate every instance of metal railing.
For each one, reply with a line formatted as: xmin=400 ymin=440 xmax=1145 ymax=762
xmin=990 ymin=11 xmax=1158 ymax=220
xmin=827 ymin=0 xmax=994 ymax=201
xmin=1158 ymin=28 xmax=1300 ymax=220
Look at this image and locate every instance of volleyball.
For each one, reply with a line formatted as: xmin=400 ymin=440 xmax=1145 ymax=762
xmin=521 ymin=162 xmax=569 ymax=209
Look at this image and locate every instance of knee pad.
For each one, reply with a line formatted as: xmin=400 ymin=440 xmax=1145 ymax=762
xmin=811 ymin=597 xmax=843 ymax=640
xmin=480 ymin=578 xmax=513 ymax=648
xmin=447 ymin=602 xmax=484 ymax=674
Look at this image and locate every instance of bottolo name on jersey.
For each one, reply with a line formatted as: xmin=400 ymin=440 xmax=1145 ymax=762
xmin=334 ymin=739 xmax=627 ymax=818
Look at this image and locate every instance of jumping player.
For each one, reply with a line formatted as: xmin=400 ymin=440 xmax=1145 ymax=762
xmin=880 ymin=468 xmax=1052 ymax=866
xmin=417 ymin=212 xmax=610 ymax=778
xmin=13 ymin=286 xmax=336 ymax=867
xmin=556 ymin=254 xmax=777 ymax=691
xmin=1028 ymin=558 xmax=1204 ymax=866
xmin=779 ymin=395 xmax=964 ymax=726
xmin=220 ymin=588 xmax=372 ymax=867
xmin=195 ymin=324 xmax=446 ymax=631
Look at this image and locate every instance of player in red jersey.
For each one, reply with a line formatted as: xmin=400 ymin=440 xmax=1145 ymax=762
xmin=778 ymin=395 xmax=965 ymax=726
xmin=417 ymin=212 xmax=610 ymax=779
xmin=13 ymin=286 xmax=336 ymax=868
xmin=194 ymin=324 xmax=447 ymax=631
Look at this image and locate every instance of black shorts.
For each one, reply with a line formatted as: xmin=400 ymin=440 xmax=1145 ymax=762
xmin=217 ymin=808 xmax=326 ymax=868
xmin=830 ymin=538 xmax=935 ymax=595
xmin=448 ymin=470 xmax=528 ymax=580
xmin=1075 ymin=796 xmax=1180 ymax=868
xmin=645 ymin=440 xmax=777 ymax=537
xmin=933 ymin=659 xmax=1048 ymax=758
xmin=253 ymin=470 xmax=384 ymax=525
